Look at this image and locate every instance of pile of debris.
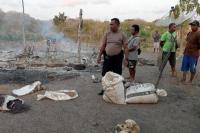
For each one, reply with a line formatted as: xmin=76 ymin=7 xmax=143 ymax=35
xmin=0 ymin=69 xmax=80 ymax=84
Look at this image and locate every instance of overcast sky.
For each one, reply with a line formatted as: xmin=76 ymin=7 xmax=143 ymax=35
xmin=0 ymin=0 xmax=179 ymax=21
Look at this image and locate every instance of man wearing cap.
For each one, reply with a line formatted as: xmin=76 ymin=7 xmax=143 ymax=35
xmin=181 ymin=20 xmax=200 ymax=83
xmin=97 ymin=18 xmax=129 ymax=95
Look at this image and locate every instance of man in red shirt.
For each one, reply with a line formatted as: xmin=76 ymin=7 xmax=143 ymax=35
xmin=181 ymin=20 xmax=200 ymax=83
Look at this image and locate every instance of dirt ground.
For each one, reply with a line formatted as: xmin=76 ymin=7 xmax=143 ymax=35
xmin=0 ymin=49 xmax=200 ymax=133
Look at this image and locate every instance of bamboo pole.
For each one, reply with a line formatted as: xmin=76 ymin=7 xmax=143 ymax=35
xmin=77 ymin=9 xmax=83 ymax=63
xmin=180 ymin=24 xmax=184 ymax=54
xmin=22 ymin=0 xmax=26 ymax=48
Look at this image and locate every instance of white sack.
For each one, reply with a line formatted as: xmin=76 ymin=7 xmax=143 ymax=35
xmin=102 ymin=72 xmax=125 ymax=104
xmin=37 ymin=90 xmax=78 ymax=101
xmin=12 ymin=81 xmax=45 ymax=96
xmin=125 ymin=83 xmax=159 ymax=104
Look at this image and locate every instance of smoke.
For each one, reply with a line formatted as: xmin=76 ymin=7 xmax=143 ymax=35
xmin=40 ymin=20 xmax=95 ymax=55
xmin=39 ymin=20 xmax=96 ymax=64
xmin=0 ymin=9 xmax=42 ymax=41
xmin=40 ymin=20 xmax=78 ymax=53
xmin=0 ymin=9 xmax=79 ymax=52
xmin=0 ymin=9 xmax=94 ymax=61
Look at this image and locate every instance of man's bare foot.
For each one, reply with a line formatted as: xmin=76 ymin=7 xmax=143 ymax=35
xmin=125 ymin=77 xmax=131 ymax=80
xmin=181 ymin=79 xmax=186 ymax=82
xmin=180 ymin=79 xmax=186 ymax=83
xmin=125 ymin=78 xmax=135 ymax=82
xmin=171 ymin=72 xmax=177 ymax=77
xmin=187 ymin=80 xmax=193 ymax=84
xmin=129 ymin=79 xmax=135 ymax=82
xmin=98 ymin=90 xmax=104 ymax=95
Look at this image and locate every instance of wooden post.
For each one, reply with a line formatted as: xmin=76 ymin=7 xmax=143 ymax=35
xmin=22 ymin=0 xmax=26 ymax=49
xmin=180 ymin=24 xmax=184 ymax=54
xmin=77 ymin=9 xmax=83 ymax=63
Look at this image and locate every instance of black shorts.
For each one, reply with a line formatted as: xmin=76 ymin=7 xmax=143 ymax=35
xmin=128 ymin=60 xmax=137 ymax=69
xmin=162 ymin=52 xmax=176 ymax=68
xmin=102 ymin=51 xmax=124 ymax=76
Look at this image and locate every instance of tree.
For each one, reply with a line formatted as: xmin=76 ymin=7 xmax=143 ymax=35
xmin=53 ymin=12 xmax=67 ymax=26
xmin=53 ymin=12 xmax=67 ymax=32
xmin=174 ymin=0 xmax=200 ymax=18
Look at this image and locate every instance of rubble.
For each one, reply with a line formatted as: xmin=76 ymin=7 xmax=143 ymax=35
xmin=67 ymin=63 xmax=86 ymax=70
xmin=0 ymin=69 xmax=80 ymax=84
xmin=63 ymin=66 xmax=73 ymax=71
xmin=0 ymin=37 xmax=99 ymax=84
xmin=91 ymin=75 xmax=101 ymax=83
